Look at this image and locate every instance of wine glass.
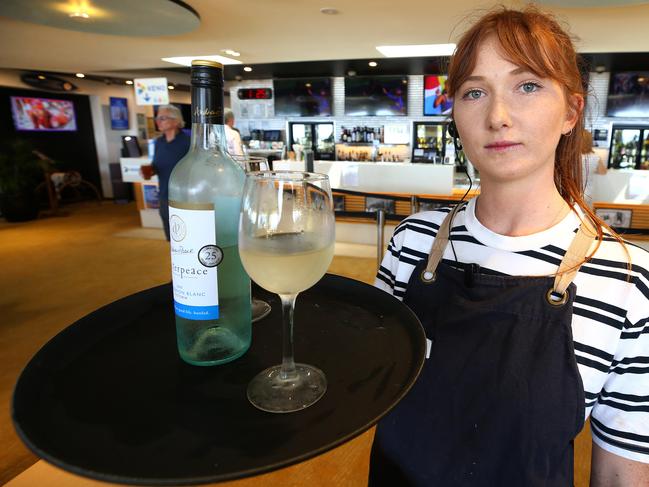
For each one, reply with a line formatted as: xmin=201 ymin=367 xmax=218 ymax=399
xmin=239 ymin=171 xmax=335 ymax=413
xmin=230 ymin=155 xmax=273 ymax=323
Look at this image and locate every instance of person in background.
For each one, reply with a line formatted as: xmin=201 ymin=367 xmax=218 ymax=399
xmin=224 ymin=109 xmax=244 ymax=156
xmin=582 ymin=129 xmax=607 ymax=207
xmin=141 ymin=104 xmax=190 ymax=241
xmin=371 ymin=6 xmax=649 ymax=486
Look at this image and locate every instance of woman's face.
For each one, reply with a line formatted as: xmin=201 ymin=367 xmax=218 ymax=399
xmin=155 ymin=109 xmax=180 ymax=132
xmin=453 ymin=36 xmax=578 ymax=185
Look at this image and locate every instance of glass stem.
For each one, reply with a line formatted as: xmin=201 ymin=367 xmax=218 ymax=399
xmin=279 ymin=294 xmax=298 ymax=381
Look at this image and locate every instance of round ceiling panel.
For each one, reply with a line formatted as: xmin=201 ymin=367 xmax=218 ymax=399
xmin=533 ymin=0 xmax=648 ymax=6
xmin=0 ymin=0 xmax=200 ymax=36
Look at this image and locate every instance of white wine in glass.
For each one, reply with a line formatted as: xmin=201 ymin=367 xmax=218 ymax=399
xmin=239 ymin=171 xmax=335 ymax=413
xmin=230 ymin=154 xmax=273 ymax=323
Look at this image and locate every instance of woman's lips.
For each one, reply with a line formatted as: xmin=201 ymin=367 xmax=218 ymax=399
xmin=485 ymin=141 xmax=521 ymax=151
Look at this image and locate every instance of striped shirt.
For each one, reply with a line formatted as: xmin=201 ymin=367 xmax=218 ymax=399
xmin=375 ymin=197 xmax=649 ymax=464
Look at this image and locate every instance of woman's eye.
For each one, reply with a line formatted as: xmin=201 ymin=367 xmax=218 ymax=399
xmin=521 ymin=82 xmax=540 ymax=94
xmin=463 ymin=89 xmax=483 ymax=100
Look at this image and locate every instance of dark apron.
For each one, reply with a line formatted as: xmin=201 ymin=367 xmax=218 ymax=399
xmin=369 ymin=204 xmax=596 ymax=487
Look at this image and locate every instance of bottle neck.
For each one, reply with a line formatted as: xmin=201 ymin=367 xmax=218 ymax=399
xmin=190 ymin=81 xmax=227 ymax=151
xmin=190 ymin=123 xmax=227 ymax=152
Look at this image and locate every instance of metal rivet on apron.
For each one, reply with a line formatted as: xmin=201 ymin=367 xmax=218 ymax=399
xmin=420 ymin=270 xmax=436 ymax=283
xmin=545 ymin=288 xmax=569 ymax=306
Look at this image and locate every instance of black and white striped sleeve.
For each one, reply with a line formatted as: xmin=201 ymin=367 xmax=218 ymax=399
xmin=375 ymin=219 xmax=408 ymax=297
xmin=590 ymin=264 xmax=649 ymax=463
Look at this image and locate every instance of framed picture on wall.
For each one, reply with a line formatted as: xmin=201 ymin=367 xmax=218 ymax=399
xmin=109 ymin=97 xmax=129 ymax=130
xmin=423 ymin=75 xmax=453 ymax=116
xmin=595 ymin=208 xmax=632 ymax=228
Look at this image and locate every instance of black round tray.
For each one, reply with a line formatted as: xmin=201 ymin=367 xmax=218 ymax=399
xmin=12 ymin=274 xmax=425 ymax=485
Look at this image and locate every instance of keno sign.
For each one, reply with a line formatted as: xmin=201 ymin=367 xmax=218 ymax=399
xmin=134 ymin=78 xmax=169 ymax=106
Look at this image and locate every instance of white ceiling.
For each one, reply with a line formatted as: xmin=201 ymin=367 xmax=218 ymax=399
xmin=1 ymin=0 xmax=649 ymax=74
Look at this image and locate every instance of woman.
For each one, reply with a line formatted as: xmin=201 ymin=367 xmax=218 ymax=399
xmin=372 ymin=6 xmax=649 ymax=486
xmin=142 ymin=104 xmax=190 ymax=241
xmin=582 ymin=129 xmax=607 ymax=206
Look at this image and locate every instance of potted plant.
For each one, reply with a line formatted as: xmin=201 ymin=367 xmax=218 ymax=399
xmin=0 ymin=139 xmax=49 ymax=222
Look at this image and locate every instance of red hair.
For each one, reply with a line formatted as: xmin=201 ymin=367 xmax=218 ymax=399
xmin=447 ymin=5 xmax=627 ymax=263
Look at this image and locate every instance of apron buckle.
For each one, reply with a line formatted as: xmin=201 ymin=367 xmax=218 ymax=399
xmin=420 ymin=269 xmax=436 ymax=283
xmin=546 ymin=288 xmax=569 ymax=306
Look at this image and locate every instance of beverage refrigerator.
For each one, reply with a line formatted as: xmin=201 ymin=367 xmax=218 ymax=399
xmin=411 ymin=121 xmax=448 ymax=163
xmin=607 ymin=124 xmax=649 ymax=170
xmin=288 ymin=122 xmax=336 ymax=160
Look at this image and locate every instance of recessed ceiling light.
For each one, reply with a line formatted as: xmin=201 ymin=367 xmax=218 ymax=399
xmin=125 ymin=80 xmax=133 ymax=85
xmin=168 ymin=85 xmax=175 ymax=90
xmin=320 ymin=7 xmax=339 ymax=15
xmin=69 ymin=12 xmax=90 ymax=20
xmin=161 ymin=55 xmax=242 ymax=66
xmin=368 ymin=61 xmax=378 ymax=67
xmin=75 ymin=73 xmax=85 ymax=78
xmin=243 ymin=66 xmax=253 ymax=72
xmin=376 ymin=43 xmax=456 ymax=57
xmin=221 ymin=49 xmax=241 ymax=57
xmin=37 ymin=75 xmax=46 ymax=80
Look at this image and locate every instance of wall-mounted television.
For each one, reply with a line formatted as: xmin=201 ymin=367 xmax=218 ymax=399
xmin=606 ymin=71 xmax=649 ymax=117
xmin=423 ymin=75 xmax=453 ymax=116
xmin=273 ymin=78 xmax=332 ymax=117
xmin=345 ymin=76 xmax=408 ymax=116
xmin=10 ymin=96 xmax=77 ymax=131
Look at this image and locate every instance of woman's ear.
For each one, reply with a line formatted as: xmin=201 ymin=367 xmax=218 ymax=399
xmin=563 ymin=93 xmax=584 ymax=134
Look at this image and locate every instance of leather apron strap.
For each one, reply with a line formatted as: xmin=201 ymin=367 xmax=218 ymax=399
xmin=548 ymin=215 xmax=597 ymax=305
xmin=422 ymin=203 xmax=598 ymax=303
xmin=420 ymin=203 xmax=465 ymax=283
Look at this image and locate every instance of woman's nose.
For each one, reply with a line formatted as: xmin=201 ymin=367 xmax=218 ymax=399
xmin=487 ymin=96 xmax=512 ymax=130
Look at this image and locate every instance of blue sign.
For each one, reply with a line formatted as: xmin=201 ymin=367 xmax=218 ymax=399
xmin=109 ymin=97 xmax=129 ymax=130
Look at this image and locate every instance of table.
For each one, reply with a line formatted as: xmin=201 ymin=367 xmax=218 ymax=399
xmin=12 ymin=275 xmax=425 ymax=486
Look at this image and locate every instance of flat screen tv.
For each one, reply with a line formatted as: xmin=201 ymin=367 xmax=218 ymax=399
xmin=273 ymin=78 xmax=332 ymax=117
xmin=423 ymin=75 xmax=453 ymax=116
xmin=606 ymin=71 xmax=649 ymax=117
xmin=10 ymin=96 xmax=77 ymax=131
xmin=345 ymin=76 xmax=408 ymax=116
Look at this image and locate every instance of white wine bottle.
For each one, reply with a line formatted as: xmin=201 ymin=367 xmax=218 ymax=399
xmin=167 ymin=60 xmax=251 ymax=366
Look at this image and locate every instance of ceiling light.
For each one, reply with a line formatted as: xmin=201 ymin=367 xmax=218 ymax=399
xmin=376 ymin=43 xmax=456 ymax=58
xmin=168 ymin=85 xmax=175 ymax=90
xmin=125 ymin=80 xmax=133 ymax=85
xmin=368 ymin=61 xmax=378 ymax=67
xmin=320 ymin=7 xmax=339 ymax=15
xmin=243 ymin=66 xmax=253 ymax=72
xmin=221 ymin=49 xmax=241 ymax=57
xmin=161 ymin=55 xmax=242 ymax=66
xmin=37 ymin=75 xmax=46 ymax=80
xmin=69 ymin=12 xmax=90 ymax=20
xmin=75 ymin=73 xmax=85 ymax=78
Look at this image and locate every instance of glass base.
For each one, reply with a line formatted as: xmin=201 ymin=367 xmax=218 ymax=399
xmin=247 ymin=363 xmax=327 ymax=413
xmin=252 ymin=298 xmax=272 ymax=323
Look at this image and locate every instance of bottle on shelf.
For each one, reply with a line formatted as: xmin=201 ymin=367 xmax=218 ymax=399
xmin=167 ymin=60 xmax=252 ymax=366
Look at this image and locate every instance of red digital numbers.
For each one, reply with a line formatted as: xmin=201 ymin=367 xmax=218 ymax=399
xmin=238 ymin=88 xmax=272 ymax=100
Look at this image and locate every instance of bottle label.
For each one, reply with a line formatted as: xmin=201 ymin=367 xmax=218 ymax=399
xmin=169 ymin=202 xmax=219 ymax=320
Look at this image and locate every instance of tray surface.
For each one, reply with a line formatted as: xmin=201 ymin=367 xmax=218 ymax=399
xmin=12 ymin=274 xmax=425 ymax=485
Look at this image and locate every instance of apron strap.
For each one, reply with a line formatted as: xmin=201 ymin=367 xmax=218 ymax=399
xmin=548 ymin=215 xmax=597 ymax=305
xmin=421 ymin=202 xmax=598 ymax=305
xmin=421 ymin=203 xmax=465 ymax=283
